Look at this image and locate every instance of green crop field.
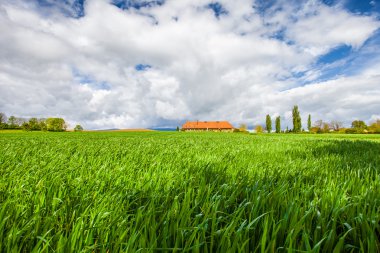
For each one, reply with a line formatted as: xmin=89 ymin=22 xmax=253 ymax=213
xmin=0 ymin=131 xmax=379 ymax=252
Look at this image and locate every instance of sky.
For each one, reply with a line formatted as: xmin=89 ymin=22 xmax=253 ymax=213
xmin=0 ymin=0 xmax=380 ymax=130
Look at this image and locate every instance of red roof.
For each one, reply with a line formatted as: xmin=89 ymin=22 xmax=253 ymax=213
xmin=182 ymin=121 xmax=234 ymax=129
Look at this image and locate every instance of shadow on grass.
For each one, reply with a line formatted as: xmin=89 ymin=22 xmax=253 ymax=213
xmin=311 ymin=139 xmax=380 ymax=169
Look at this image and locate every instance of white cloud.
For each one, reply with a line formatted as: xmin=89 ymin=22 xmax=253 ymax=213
xmin=0 ymin=0 xmax=379 ymax=129
xmin=289 ymin=6 xmax=378 ymax=51
xmin=260 ymin=0 xmax=379 ymax=55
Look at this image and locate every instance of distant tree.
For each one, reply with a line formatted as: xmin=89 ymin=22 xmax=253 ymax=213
xmin=0 ymin=112 xmax=7 ymax=124
xmin=239 ymin=124 xmax=248 ymax=133
xmin=314 ymin=120 xmax=323 ymax=129
xmin=307 ymin=114 xmax=311 ymax=132
xmin=322 ymin=122 xmax=330 ymax=133
xmin=309 ymin=127 xmax=318 ymax=134
xmin=74 ymin=124 xmax=83 ymax=132
xmin=351 ymin=120 xmax=367 ymax=133
xmin=330 ymin=120 xmax=343 ymax=132
xmin=265 ymin=115 xmax=272 ymax=133
xmin=311 ymin=120 xmax=322 ymax=133
xmin=46 ymin=118 xmax=66 ymax=132
xmin=275 ymin=116 xmax=281 ymax=133
xmin=292 ymin=105 xmax=302 ymax=133
xmin=16 ymin=117 xmax=27 ymax=126
xmin=28 ymin=118 xmax=41 ymax=131
xmin=39 ymin=119 xmax=47 ymax=131
xmin=351 ymin=120 xmax=366 ymax=129
xmin=176 ymin=126 xmax=179 ymax=131
xmin=255 ymin=125 xmax=263 ymax=133
xmin=21 ymin=122 xmax=31 ymax=131
xmin=0 ymin=112 xmax=7 ymax=129
xmin=8 ymin=116 xmax=18 ymax=129
xmin=368 ymin=120 xmax=380 ymax=133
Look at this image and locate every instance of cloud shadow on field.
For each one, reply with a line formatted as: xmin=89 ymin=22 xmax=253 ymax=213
xmin=310 ymin=139 xmax=380 ymax=171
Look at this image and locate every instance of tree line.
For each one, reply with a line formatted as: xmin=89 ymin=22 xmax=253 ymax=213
xmin=261 ymin=105 xmax=380 ymax=134
xmin=0 ymin=112 xmax=83 ymax=132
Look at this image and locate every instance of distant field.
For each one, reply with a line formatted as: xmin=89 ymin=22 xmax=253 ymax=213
xmin=87 ymin=128 xmax=156 ymax=132
xmin=0 ymin=132 xmax=379 ymax=252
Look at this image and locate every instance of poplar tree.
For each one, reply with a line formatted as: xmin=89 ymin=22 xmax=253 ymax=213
xmin=266 ymin=115 xmax=272 ymax=133
xmin=307 ymin=114 xmax=311 ymax=132
xmin=275 ymin=116 xmax=281 ymax=133
xmin=292 ymin=105 xmax=302 ymax=133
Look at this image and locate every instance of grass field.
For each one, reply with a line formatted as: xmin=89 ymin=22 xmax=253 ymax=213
xmin=0 ymin=131 xmax=379 ymax=252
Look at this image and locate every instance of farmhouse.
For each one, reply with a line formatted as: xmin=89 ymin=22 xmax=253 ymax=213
xmin=182 ymin=121 xmax=234 ymax=132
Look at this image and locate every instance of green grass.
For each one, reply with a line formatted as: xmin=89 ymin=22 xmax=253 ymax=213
xmin=0 ymin=132 xmax=379 ymax=252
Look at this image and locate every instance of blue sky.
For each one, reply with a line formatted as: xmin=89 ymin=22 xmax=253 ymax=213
xmin=0 ymin=0 xmax=379 ymax=129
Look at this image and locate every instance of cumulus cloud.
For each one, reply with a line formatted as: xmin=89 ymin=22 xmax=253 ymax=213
xmin=0 ymin=0 xmax=379 ymax=129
